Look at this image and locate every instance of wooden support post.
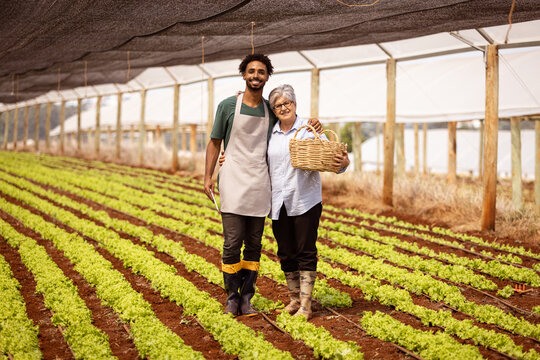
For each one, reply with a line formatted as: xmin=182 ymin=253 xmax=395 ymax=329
xmin=414 ymin=123 xmax=419 ymax=174
xmin=138 ymin=90 xmax=147 ymax=166
xmin=2 ymin=111 xmax=9 ymax=150
xmin=376 ymin=122 xmax=381 ymax=174
xmin=181 ymin=126 xmax=187 ymax=154
xmin=190 ymin=124 xmax=197 ymax=157
xmin=422 ymin=123 xmax=428 ymax=175
xmin=12 ymin=107 xmax=19 ymax=150
xmin=76 ymin=99 xmax=82 ymax=151
xmin=59 ymin=101 xmax=66 ymax=155
xmin=172 ymin=84 xmax=180 ymax=171
xmin=352 ymin=122 xmax=362 ymax=171
xmin=116 ymin=93 xmax=123 ymax=160
xmin=95 ymin=96 xmax=102 ymax=155
xmin=206 ymin=79 xmax=214 ymax=143
xmin=510 ymin=116 xmax=523 ymax=210
xmin=107 ymin=125 xmax=112 ymax=145
xmin=23 ymin=106 xmax=29 ymax=149
xmin=383 ymin=58 xmax=396 ymax=206
xmin=481 ymin=45 xmax=499 ymax=231
xmin=311 ymin=68 xmax=320 ymax=119
xmin=34 ymin=104 xmax=39 ymax=151
xmin=395 ymin=123 xmax=405 ymax=177
xmin=534 ymin=120 xmax=540 ymax=214
xmin=156 ymin=126 xmax=161 ymax=144
xmin=45 ymin=102 xmax=51 ymax=150
xmin=478 ymin=120 xmax=484 ymax=179
xmin=448 ymin=121 xmax=457 ymax=185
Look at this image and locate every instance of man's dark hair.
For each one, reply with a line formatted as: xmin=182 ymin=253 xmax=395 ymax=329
xmin=238 ymin=54 xmax=274 ymax=76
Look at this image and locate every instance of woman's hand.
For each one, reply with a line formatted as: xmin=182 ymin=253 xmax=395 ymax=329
xmin=332 ymin=150 xmax=350 ymax=171
xmin=218 ymin=151 xmax=225 ymax=166
xmin=307 ymin=118 xmax=323 ymax=133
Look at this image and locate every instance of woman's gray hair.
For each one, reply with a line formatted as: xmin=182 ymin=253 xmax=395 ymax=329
xmin=269 ymin=84 xmax=296 ymax=109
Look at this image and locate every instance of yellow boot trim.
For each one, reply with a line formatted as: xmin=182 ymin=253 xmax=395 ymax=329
xmin=241 ymin=260 xmax=260 ymax=272
xmin=222 ymin=262 xmax=242 ymax=274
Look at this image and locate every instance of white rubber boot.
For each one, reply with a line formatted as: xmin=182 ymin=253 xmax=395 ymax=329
xmin=294 ymin=271 xmax=316 ymax=320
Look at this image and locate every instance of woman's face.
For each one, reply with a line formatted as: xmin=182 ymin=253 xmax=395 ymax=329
xmin=272 ymin=95 xmax=296 ymax=123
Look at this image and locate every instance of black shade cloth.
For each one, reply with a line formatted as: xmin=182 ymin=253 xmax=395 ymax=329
xmin=1 ymin=0 xmax=539 ymax=103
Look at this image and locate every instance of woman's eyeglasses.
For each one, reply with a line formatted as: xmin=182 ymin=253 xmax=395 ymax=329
xmin=273 ymin=101 xmax=293 ymax=110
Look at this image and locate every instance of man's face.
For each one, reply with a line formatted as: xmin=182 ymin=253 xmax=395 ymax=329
xmin=243 ymin=61 xmax=269 ymax=91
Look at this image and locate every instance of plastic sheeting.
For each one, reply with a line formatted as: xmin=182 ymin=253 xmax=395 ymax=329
xmin=319 ymin=46 xmax=540 ymax=123
xmin=360 ymin=128 xmax=537 ymax=179
xmin=50 ymin=43 xmax=540 ymax=134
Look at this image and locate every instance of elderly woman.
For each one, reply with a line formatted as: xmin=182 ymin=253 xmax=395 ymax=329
xmin=267 ymin=84 xmax=349 ymax=319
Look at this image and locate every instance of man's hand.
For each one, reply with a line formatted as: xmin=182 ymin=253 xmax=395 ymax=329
xmin=204 ymin=138 xmax=222 ymax=201
xmin=204 ymin=176 xmax=215 ymax=201
xmin=307 ymin=118 xmax=323 ymax=134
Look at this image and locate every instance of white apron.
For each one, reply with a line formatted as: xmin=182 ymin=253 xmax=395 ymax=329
xmin=218 ymin=94 xmax=271 ymax=217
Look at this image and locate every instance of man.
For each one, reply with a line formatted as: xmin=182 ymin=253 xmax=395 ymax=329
xmin=204 ymin=54 xmax=320 ymax=316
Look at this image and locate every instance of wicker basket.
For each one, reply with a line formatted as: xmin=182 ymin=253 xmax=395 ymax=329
xmin=289 ymin=124 xmax=347 ymax=173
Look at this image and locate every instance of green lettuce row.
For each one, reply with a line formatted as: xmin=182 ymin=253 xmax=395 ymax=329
xmin=0 ymin=251 xmax=41 ymax=360
xmin=30 ymin=156 xmax=497 ymax=292
xmin=323 ymin=209 xmax=524 ymax=265
xmin=0 ymin=197 xmax=204 ymax=360
xmin=324 ymin=214 xmax=540 ymax=283
xmin=0 ymin=181 xmax=294 ymax=360
xmin=7 ymin=154 xmax=534 ymax=338
xmin=324 ymin=204 xmax=540 ymax=261
xmin=0 ymin=168 xmax=279 ymax=312
xmin=277 ymin=312 xmax=363 ymax=360
xmin=321 ymin=226 xmax=493 ymax=290
xmin=5 ymin=163 xmax=520 ymax=360
xmin=60 ymin=166 xmax=520 ymax=296
xmin=317 ymin=243 xmax=540 ymax=340
xmin=60 ymin=156 xmax=523 ymax=268
xmin=4 ymin=153 xmax=537 ymax=339
xmin=0 ymin=159 xmax=350 ymax=309
xmin=318 ymin=218 xmax=540 ymax=287
xmin=317 ymin=262 xmax=539 ymax=360
xmin=0 ymin=174 xmax=361 ymax=360
xmin=77 ymin=167 xmax=519 ymax=275
xmin=21 ymin=153 xmax=536 ymax=358
xmin=27 ymin=154 xmax=535 ymax=266
xmin=0 ymin=219 xmax=114 ymax=360
xmin=360 ymin=311 xmax=483 ymax=360
xmin=57 ymin=161 xmax=509 ymax=292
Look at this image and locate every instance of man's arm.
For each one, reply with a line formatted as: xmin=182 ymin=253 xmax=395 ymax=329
xmin=204 ymin=138 xmax=223 ymax=200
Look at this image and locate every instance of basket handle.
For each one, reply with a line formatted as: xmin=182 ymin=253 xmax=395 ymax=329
xmin=293 ymin=124 xmax=340 ymax=142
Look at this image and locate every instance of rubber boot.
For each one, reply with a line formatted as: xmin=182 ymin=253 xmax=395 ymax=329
xmin=294 ymin=271 xmax=316 ymax=320
xmin=222 ymin=263 xmax=243 ymax=316
xmin=280 ymin=271 xmax=300 ymax=314
xmin=239 ymin=260 xmax=259 ymax=316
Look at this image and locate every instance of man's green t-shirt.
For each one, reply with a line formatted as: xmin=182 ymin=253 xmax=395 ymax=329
xmin=210 ymin=95 xmax=278 ymax=150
